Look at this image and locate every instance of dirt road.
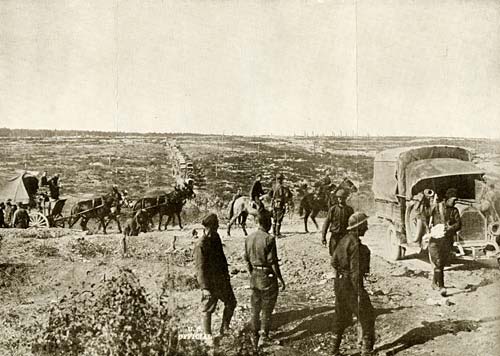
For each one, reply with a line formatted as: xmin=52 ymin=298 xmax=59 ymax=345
xmin=0 ymin=216 xmax=499 ymax=356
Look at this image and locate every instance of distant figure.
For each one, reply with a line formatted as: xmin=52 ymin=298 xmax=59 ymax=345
xmin=40 ymin=171 xmax=49 ymax=186
xmin=48 ymin=174 xmax=60 ymax=200
xmin=250 ymin=174 xmax=266 ymax=211
xmin=270 ymin=173 xmax=287 ymax=237
xmin=0 ymin=202 xmax=5 ymax=228
xmin=12 ymin=203 xmax=30 ymax=229
xmin=4 ymin=200 xmax=14 ymax=227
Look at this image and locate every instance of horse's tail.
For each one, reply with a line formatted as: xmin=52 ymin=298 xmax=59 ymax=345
xmin=229 ymin=203 xmax=234 ymax=220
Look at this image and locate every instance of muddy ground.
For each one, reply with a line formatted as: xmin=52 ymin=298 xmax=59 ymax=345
xmin=1 ymin=216 xmax=499 ymax=356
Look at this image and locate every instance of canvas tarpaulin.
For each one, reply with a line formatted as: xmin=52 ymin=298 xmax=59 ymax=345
xmin=372 ymin=145 xmax=476 ymax=202
xmin=0 ymin=171 xmax=39 ymax=204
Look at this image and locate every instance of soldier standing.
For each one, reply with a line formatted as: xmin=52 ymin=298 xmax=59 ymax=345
xmin=331 ymin=212 xmax=375 ymax=356
xmin=321 ymin=189 xmax=354 ymax=256
xmin=12 ymin=203 xmax=30 ymax=229
xmin=250 ymin=174 xmax=266 ymax=211
xmin=244 ymin=209 xmax=286 ymax=352
xmin=428 ymin=188 xmax=461 ymax=297
xmin=194 ymin=213 xmax=237 ymax=346
xmin=271 ymin=173 xmax=287 ymax=237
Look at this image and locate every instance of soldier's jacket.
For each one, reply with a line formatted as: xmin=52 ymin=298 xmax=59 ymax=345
xmin=13 ymin=208 xmax=30 ymax=228
xmin=331 ymin=232 xmax=371 ymax=295
xmin=430 ymin=202 xmax=461 ymax=237
xmin=245 ymin=228 xmax=279 ymax=270
xmin=321 ymin=203 xmax=354 ymax=239
xmin=271 ymin=183 xmax=287 ymax=208
xmin=194 ymin=230 xmax=230 ymax=290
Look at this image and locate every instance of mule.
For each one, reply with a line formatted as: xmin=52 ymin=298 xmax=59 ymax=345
xmin=68 ymin=189 xmax=124 ymax=234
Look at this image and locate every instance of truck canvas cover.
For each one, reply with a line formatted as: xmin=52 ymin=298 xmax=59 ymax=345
xmin=373 ymin=145 xmax=477 ymax=202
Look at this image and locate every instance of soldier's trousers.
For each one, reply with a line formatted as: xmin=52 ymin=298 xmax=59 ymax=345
xmin=250 ymin=269 xmax=279 ymax=336
xmin=328 ymin=233 xmax=344 ymax=257
xmin=333 ymin=277 xmax=375 ymax=345
xmin=201 ymin=281 xmax=237 ymax=316
xmin=428 ymin=237 xmax=448 ymax=288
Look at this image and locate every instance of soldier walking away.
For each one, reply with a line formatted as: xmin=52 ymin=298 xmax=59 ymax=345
xmin=321 ymin=189 xmax=354 ymax=256
xmin=12 ymin=203 xmax=30 ymax=229
xmin=331 ymin=212 xmax=375 ymax=356
xmin=428 ymin=188 xmax=461 ymax=297
xmin=271 ymin=173 xmax=287 ymax=237
xmin=4 ymin=200 xmax=15 ymax=227
xmin=244 ymin=209 xmax=286 ymax=353
xmin=250 ymin=174 xmax=266 ymax=211
xmin=194 ymin=213 xmax=237 ymax=347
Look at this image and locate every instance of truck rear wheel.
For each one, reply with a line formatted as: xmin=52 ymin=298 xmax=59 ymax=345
xmin=386 ymin=223 xmax=403 ymax=261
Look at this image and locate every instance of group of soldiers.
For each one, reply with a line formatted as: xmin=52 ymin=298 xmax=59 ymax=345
xmin=195 ymin=173 xmax=376 ymax=356
xmin=195 ymin=172 xmax=464 ymax=355
xmin=0 ymin=200 xmax=30 ymax=228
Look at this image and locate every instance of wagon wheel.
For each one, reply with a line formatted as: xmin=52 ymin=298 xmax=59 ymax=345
xmin=29 ymin=212 xmax=49 ymax=228
xmin=52 ymin=213 xmax=65 ymax=228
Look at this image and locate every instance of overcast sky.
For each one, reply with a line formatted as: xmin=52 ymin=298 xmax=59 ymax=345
xmin=1 ymin=0 xmax=499 ymax=138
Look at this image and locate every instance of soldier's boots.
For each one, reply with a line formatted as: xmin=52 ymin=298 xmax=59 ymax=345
xmin=219 ymin=309 xmax=233 ymax=336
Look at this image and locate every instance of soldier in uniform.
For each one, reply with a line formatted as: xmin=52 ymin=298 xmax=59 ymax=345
xmin=271 ymin=173 xmax=287 ymax=237
xmin=250 ymin=174 xmax=266 ymax=211
xmin=12 ymin=203 xmax=30 ymax=229
xmin=194 ymin=213 xmax=237 ymax=345
xmin=331 ymin=212 xmax=375 ymax=356
xmin=428 ymin=188 xmax=461 ymax=296
xmin=245 ymin=209 xmax=286 ymax=351
xmin=48 ymin=174 xmax=61 ymax=200
xmin=321 ymin=189 xmax=354 ymax=256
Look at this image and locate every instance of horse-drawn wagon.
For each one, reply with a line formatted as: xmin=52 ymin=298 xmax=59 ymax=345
xmin=373 ymin=145 xmax=500 ymax=264
xmin=0 ymin=171 xmax=67 ymax=228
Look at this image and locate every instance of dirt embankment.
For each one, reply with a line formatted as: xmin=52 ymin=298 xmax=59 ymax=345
xmin=1 ymin=217 xmax=499 ymax=356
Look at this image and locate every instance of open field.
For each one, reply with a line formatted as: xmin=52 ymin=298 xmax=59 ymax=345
xmin=0 ymin=134 xmax=499 ymax=356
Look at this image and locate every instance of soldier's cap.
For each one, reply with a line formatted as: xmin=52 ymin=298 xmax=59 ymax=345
xmin=201 ymin=213 xmax=218 ymax=228
xmin=445 ymin=188 xmax=458 ymax=200
xmin=347 ymin=212 xmax=369 ymax=230
xmin=335 ymin=189 xmax=348 ymax=198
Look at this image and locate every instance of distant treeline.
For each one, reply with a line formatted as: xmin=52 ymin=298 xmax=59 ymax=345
xmin=0 ymin=128 xmax=208 ymax=138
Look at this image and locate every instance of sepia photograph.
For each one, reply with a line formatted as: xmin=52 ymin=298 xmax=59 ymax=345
xmin=0 ymin=1 xmax=499 ymax=355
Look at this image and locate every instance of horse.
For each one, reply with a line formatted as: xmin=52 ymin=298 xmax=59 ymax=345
xmin=298 ymin=178 xmax=357 ymax=233
xmin=68 ymin=189 xmax=124 ymax=234
xmin=227 ymin=186 xmax=294 ymax=237
xmin=132 ymin=179 xmax=196 ymax=231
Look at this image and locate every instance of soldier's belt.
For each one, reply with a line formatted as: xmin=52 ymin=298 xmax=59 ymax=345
xmin=252 ymin=266 xmax=271 ymax=270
